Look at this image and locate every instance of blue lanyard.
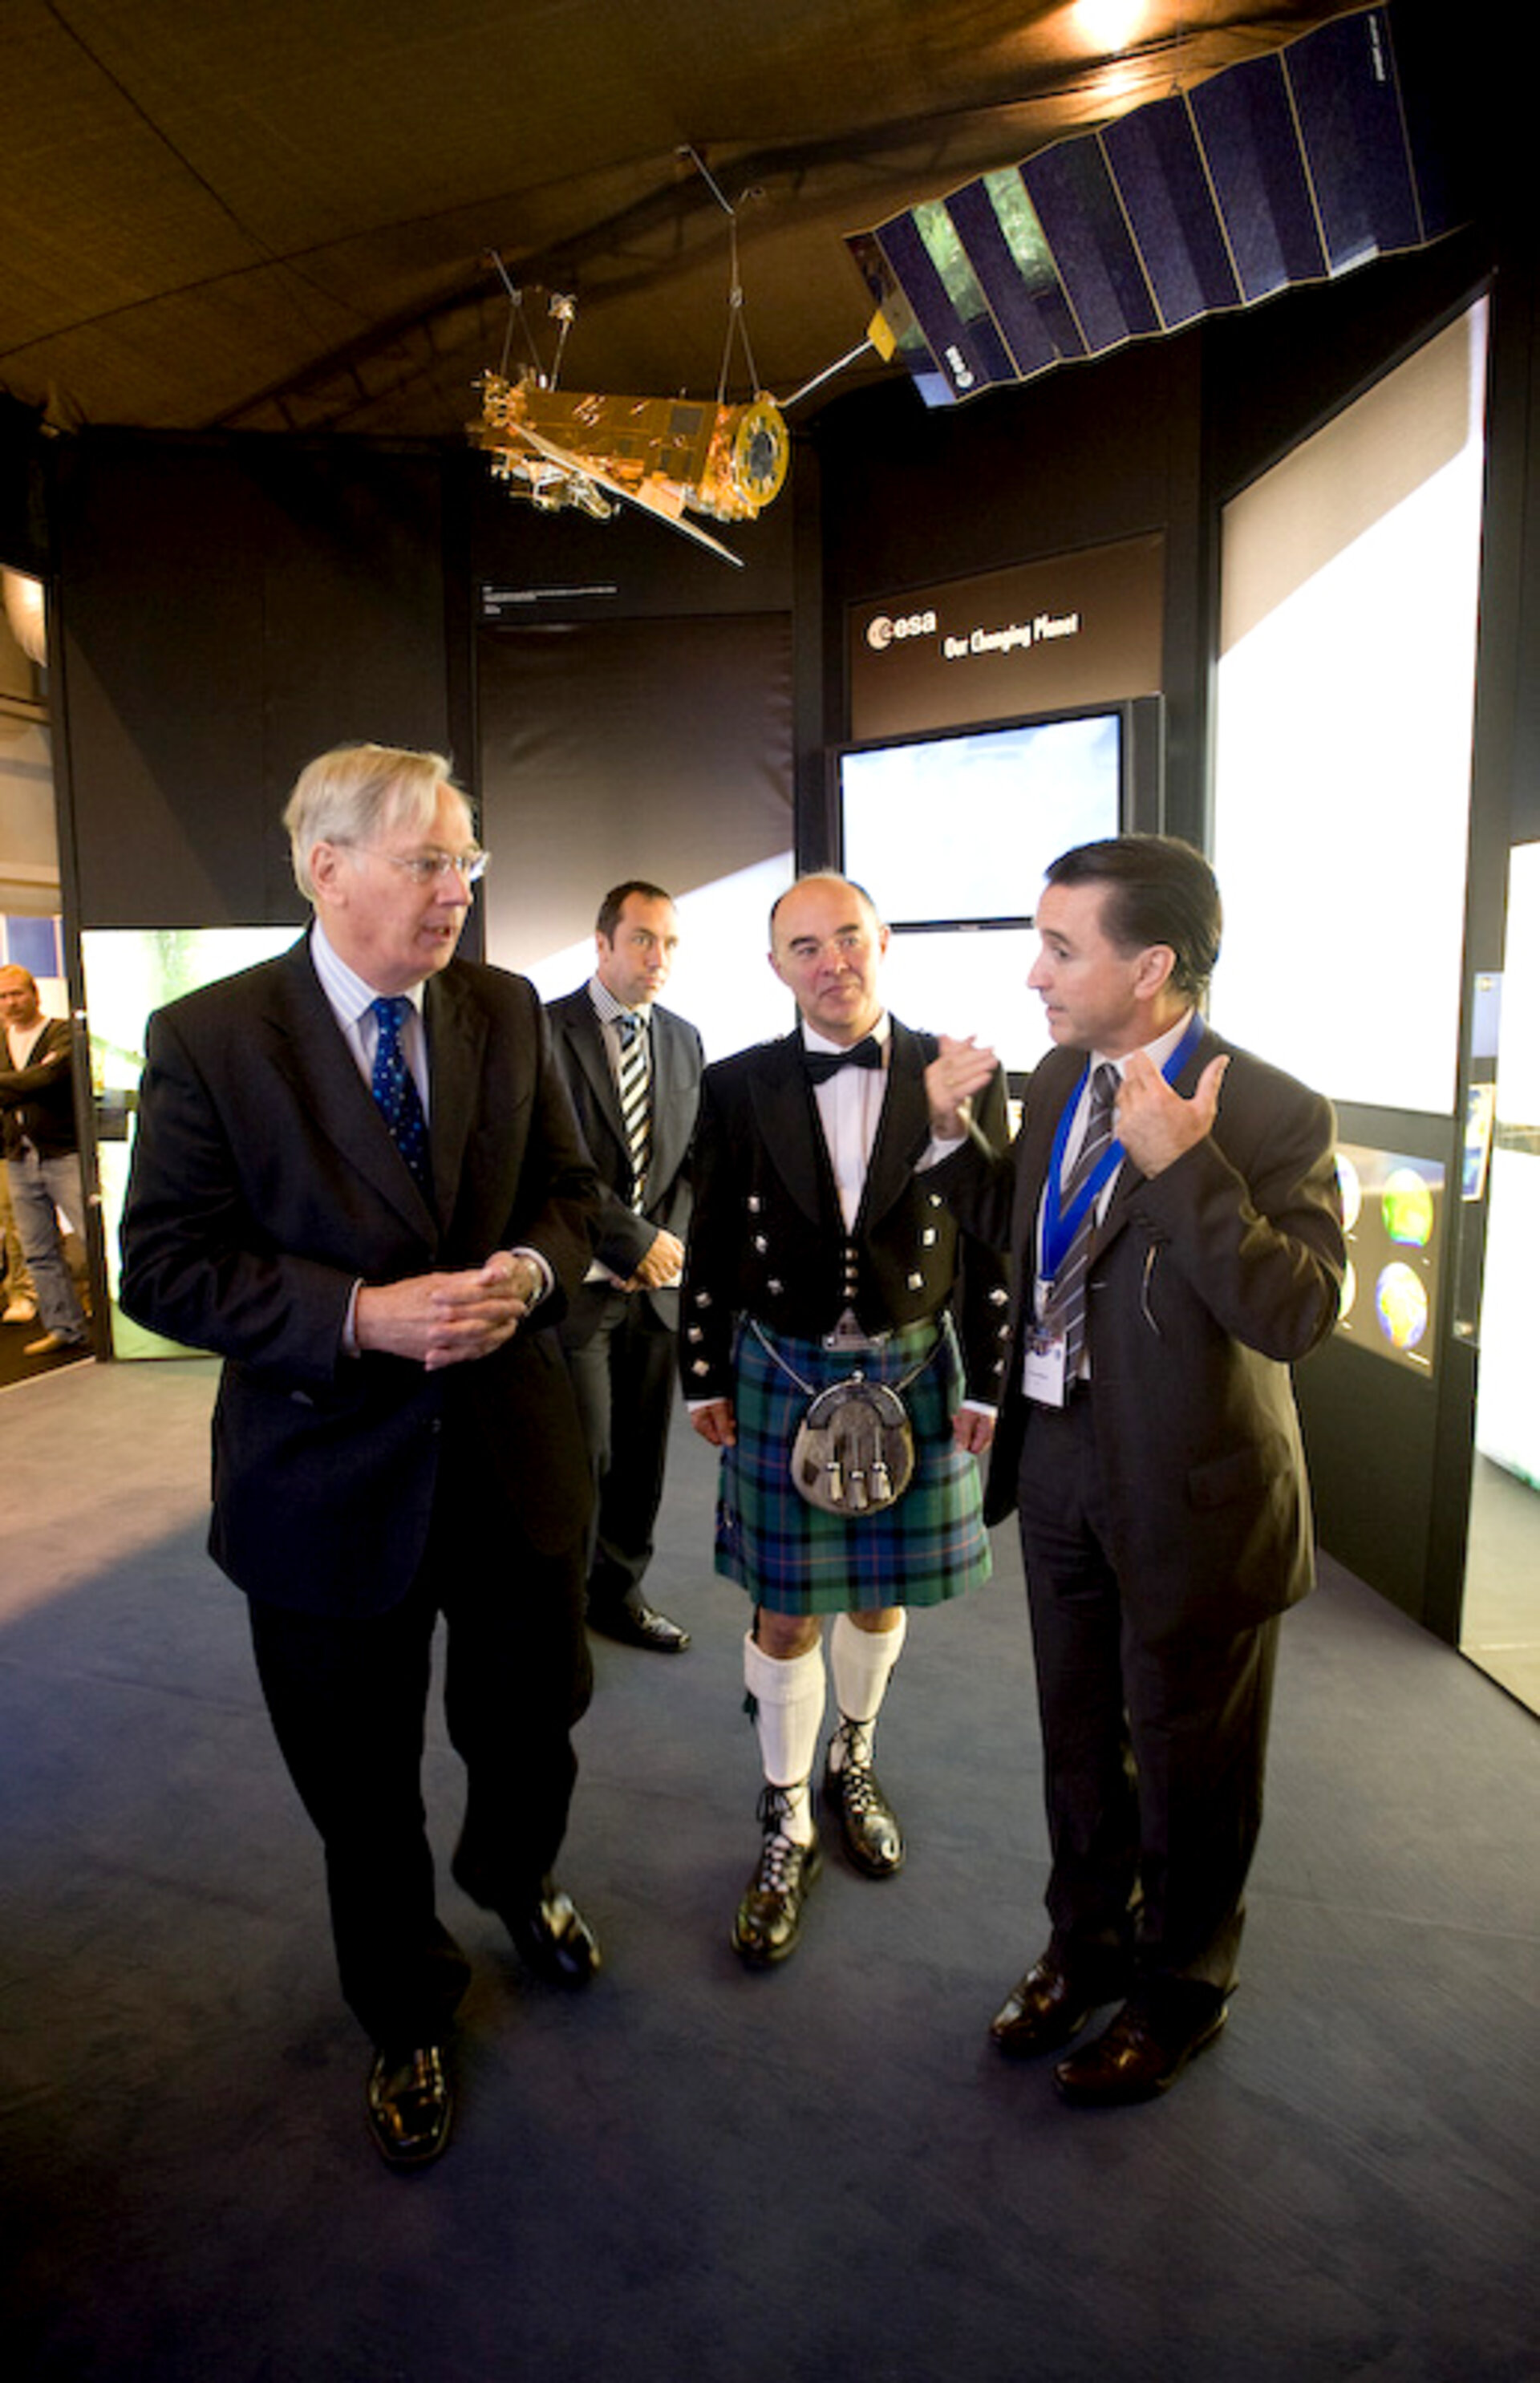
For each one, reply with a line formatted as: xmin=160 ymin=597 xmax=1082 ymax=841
xmin=1040 ymin=1013 xmax=1206 ymax=1284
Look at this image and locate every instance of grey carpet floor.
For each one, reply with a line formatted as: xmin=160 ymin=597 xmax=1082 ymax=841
xmin=4 ymin=1358 xmax=1538 ymax=2382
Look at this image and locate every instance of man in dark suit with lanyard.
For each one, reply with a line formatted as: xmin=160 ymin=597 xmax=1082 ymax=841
xmin=120 ymin=741 xmax=603 ymax=2169
xmin=927 ymin=835 xmax=1343 ymax=2104
xmin=547 ymin=881 xmax=702 ymax=1654
xmin=686 ymin=872 xmax=1009 ymax=1966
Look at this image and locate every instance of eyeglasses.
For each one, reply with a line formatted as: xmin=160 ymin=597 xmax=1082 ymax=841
xmin=343 ymin=845 xmax=490 ymax=886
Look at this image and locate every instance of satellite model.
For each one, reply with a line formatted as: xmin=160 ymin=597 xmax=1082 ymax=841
xmin=469 ymin=155 xmax=792 ymax=567
xmin=469 ymin=355 xmax=788 ymax=567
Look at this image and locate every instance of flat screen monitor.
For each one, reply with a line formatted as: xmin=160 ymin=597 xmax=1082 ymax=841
xmin=836 ymin=703 xmax=1133 ymax=1075
xmin=1211 ymin=300 xmax=1487 ymax=1115
xmin=837 ymin=704 xmax=1125 ymax=927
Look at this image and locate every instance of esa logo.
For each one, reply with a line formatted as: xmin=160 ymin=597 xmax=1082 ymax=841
xmin=865 ymin=609 xmax=938 ymax=651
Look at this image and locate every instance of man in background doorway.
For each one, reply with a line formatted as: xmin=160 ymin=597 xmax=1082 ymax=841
xmin=0 ymin=963 xmax=91 ymax=1358
xmin=2 ymin=1154 xmax=38 ymax=1323
xmin=548 ymin=881 xmax=703 ymax=1654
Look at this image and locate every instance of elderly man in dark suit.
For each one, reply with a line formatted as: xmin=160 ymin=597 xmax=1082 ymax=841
xmin=547 ymin=881 xmax=702 ymax=1655
xmin=927 ymin=834 xmax=1343 ymax=2105
xmin=120 ymin=741 xmax=603 ymax=2170
xmin=685 ymin=872 xmax=1009 ymax=1967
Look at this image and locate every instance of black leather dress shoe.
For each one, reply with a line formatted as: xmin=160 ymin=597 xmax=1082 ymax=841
xmin=732 ymin=1792 xmax=823 ymax=1967
xmin=989 ymin=1951 xmax=1119 ymax=2058
xmin=821 ymin=1735 xmax=904 ymax=1877
xmin=588 ymin=1601 xmax=691 ymax=1653
xmin=1053 ymin=1994 xmax=1228 ymax=2106
xmin=450 ymin=1846 xmax=602 ymax=1988
xmin=506 ymin=1886 xmax=603 ymax=1987
xmin=366 ymin=2045 xmax=453 ymax=2169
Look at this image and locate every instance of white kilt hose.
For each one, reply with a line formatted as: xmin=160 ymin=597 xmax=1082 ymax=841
xmin=715 ymin=1313 xmax=992 ymax=1615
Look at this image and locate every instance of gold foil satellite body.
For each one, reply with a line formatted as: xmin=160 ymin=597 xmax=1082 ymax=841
xmin=470 ymin=372 xmax=789 ymax=565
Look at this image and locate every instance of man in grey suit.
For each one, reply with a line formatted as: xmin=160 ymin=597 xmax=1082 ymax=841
xmin=547 ymin=882 xmax=703 ymax=1654
xmin=927 ymin=835 xmax=1343 ymax=2105
xmin=120 ymin=742 xmax=603 ymax=2170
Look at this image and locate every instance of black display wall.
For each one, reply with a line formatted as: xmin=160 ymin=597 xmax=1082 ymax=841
xmin=0 ymin=395 xmax=50 ymax=578
xmin=811 ymin=331 xmax=1208 ymax=848
xmin=51 ymin=432 xmax=452 ymax=930
xmin=476 ymin=610 xmax=794 ymax=983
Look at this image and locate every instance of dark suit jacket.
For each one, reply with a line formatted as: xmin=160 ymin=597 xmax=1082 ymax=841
xmin=119 ymin=936 xmax=601 ymax=1617
xmin=937 ymin=1027 xmax=1344 ymax=1639
xmin=1 ymin=1017 xmax=77 ymax=1161
xmin=545 ymin=987 xmax=703 ymax=1334
xmin=682 ymin=1017 xmax=1011 ymax=1404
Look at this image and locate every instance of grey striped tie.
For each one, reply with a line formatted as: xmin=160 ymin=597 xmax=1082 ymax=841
xmin=1053 ymin=1062 xmax=1120 ymax=1382
xmin=616 ymin=1012 xmax=651 ymax=1208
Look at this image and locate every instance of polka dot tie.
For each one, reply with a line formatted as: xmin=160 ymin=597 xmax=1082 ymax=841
xmin=370 ymin=995 xmax=432 ymax=1197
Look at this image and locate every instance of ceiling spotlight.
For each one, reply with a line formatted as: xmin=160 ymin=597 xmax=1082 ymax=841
xmin=2 ymin=569 xmax=47 ymax=668
xmin=1073 ymin=0 xmax=1149 ymax=54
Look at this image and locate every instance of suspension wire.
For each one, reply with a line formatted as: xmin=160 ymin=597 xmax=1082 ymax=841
xmin=483 ymin=250 xmax=547 ymax=383
xmin=716 ymin=210 xmax=762 ymax=407
xmin=679 ymin=145 xmax=764 ymax=404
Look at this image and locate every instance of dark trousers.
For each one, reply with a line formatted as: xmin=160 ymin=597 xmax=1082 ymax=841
xmin=560 ymin=1286 xmax=676 ymax=1613
xmin=1016 ymin=1395 xmax=1279 ymax=1996
xmin=248 ymin=1461 xmax=591 ymax=2054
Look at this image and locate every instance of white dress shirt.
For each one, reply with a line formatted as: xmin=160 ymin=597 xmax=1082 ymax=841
xmin=801 ymin=1012 xmax=892 ymax=1232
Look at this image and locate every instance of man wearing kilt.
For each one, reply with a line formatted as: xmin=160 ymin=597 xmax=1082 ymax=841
xmin=684 ymin=873 xmax=1010 ymax=1964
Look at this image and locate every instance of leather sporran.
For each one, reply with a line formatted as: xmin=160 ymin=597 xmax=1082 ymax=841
xmin=790 ymin=1376 xmax=915 ymax=1516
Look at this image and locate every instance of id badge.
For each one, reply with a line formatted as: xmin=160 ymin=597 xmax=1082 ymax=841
xmin=1022 ymin=1327 xmax=1067 ymax=1408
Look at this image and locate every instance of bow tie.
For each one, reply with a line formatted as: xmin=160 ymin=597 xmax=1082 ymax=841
xmin=803 ymin=1035 xmax=883 ymax=1084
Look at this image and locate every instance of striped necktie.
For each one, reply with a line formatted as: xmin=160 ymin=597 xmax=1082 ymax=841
xmin=1052 ymin=1061 xmax=1120 ymax=1381
xmin=370 ymin=995 xmax=432 ymax=1197
xmin=616 ymin=1011 xmax=651 ymax=1209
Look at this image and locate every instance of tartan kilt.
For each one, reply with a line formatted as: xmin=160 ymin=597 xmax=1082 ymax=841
xmin=714 ymin=1312 xmax=993 ymax=1614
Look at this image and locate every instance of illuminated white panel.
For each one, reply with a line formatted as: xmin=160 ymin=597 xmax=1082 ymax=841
xmin=1212 ymin=299 xmax=1487 ymax=1113
xmin=1474 ymin=841 xmax=1540 ymax=1489
xmin=522 ymin=851 xmax=796 ymax=1064
xmin=82 ymin=924 xmax=302 ymax=1333
xmin=880 ymin=926 xmax=1050 ymax=1080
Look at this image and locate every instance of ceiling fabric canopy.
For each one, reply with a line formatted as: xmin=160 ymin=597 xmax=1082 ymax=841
xmin=1 ymin=2 xmax=1385 ymax=444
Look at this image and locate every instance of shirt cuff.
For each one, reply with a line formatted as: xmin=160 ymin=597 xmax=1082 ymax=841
xmin=511 ymin=1246 xmax=553 ymax=1305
